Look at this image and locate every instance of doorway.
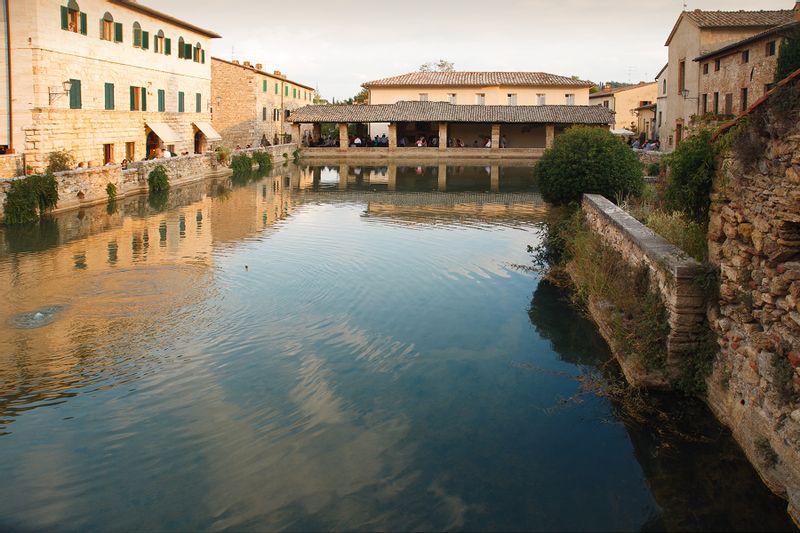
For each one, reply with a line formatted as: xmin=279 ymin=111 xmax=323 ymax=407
xmin=194 ymin=131 xmax=205 ymax=154
xmin=146 ymin=131 xmax=159 ymax=159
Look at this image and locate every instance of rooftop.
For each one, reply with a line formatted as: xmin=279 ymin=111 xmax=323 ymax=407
xmin=289 ymin=101 xmax=614 ymax=125
xmin=694 ymin=20 xmax=800 ymax=61
xmin=665 ymin=6 xmax=797 ymax=45
xmin=211 ymin=57 xmax=315 ymax=91
xmin=109 ymin=0 xmax=221 ymax=38
xmin=362 ymin=71 xmax=594 ymax=89
xmin=590 ymin=82 xmax=658 ymax=98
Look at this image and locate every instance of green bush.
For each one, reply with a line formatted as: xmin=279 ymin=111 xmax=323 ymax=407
xmin=647 ymin=162 xmax=660 ymax=177
xmin=3 ymin=172 xmax=59 ymax=224
xmin=106 ymin=182 xmax=117 ymax=201
xmin=534 ymin=126 xmax=644 ymax=205
xmin=147 ymin=165 xmax=169 ymax=193
xmin=230 ymin=154 xmax=253 ymax=175
xmin=215 ymin=145 xmax=232 ymax=165
xmin=46 ymin=149 xmax=75 ymax=173
xmin=292 ymin=148 xmax=301 ymax=164
xmin=251 ymin=151 xmax=272 ymax=171
xmin=662 ymin=128 xmax=717 ymax=223
xmin=774 ymin=28 xmax=800 ymax=83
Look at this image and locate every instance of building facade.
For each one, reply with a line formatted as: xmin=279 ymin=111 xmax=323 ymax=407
xmin=0 ymin=0 xmax=221 ymax=171
xmin=654 ymin=64 xmax=668 ymax=143
xmin=634 ymin=103 xmax=657 ymax=140
xmin=658 ymin=4 xmax=798 ymax=151
xmin=211 ymin=58 xmax=314 ymax=149
xmin=589 ymin=82 xmax=657 ymax=132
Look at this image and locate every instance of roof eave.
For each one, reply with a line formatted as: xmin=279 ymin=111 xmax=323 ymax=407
xmin=108 ymin=0 xmax=221 ymax=38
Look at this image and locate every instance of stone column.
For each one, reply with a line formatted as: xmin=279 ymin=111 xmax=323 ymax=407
xmin=291 ymin=123 xmax=301 ymax=145
xmin=438 ymin=122 xmax=448 ymax=152
xmin=338 ymin=164 xmax=349 ymax=189
xmin=490 ymin=165 xmax=500 ymax=192
xmin=388 ymin=122 xmax=397 ymax=152
xmin=491 ymin=124 xmax=500 ymax=152
xmin=438 ymin=163 xmax=447 ymax=191
xmin=338 ymin=123 xmax=348 ymax=152
xmin=312 ymin=123 xmax=321 ymax=143
xmin=387 ymin=163 xmax=396 ymax=191
xmin=545 ymin=125 xmax=555 ymax=148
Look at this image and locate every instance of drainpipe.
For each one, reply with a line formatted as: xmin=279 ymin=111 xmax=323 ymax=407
xmin=3 ymin=0 xmax=12 ymax=153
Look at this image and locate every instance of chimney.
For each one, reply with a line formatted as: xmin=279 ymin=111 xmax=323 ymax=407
xmin=273 ymin=70 xmax=285 ymax=79
xmin=256 ymin=63 xmax=263 ymax=71
xmin=603 ymin=83 xmax=611 ymax=90
xmin=232 ymin=60 xmax=239 ymax=64
xmin=243 ymin=61 xmax=251 ymax=68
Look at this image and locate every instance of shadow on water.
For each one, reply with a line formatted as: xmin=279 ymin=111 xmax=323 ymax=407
xmin=529 ymin=279 xmax=797 ymax=532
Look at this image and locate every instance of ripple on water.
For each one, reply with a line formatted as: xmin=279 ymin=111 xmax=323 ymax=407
xmin=7 ymin=304 xmax=68 ymax=329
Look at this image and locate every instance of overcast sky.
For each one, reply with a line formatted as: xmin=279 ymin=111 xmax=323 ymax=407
xmin=161 ymin=0 xmax=791 ymax=99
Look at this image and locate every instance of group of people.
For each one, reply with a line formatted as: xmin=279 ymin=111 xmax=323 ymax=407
xmin=630 ymin=138 xmax=660 ymax=151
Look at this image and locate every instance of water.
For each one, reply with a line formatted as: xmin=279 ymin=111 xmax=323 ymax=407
xmin=0 ymin=162 xmax=794 ymax=531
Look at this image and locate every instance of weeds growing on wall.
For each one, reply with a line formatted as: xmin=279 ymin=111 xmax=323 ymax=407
xmin=673 ymin=331 xmax=717 ymax=396
xmin=292 ymin=148 xmax=301 ymax=164
xmin=2 ymin=172 xmax=59 ymax=225
xmin=773 ymin=351 xmax=800 ymax=405
xmin=106 ymin=182 xmax=117 ymax=202
xmin=147 ymin=165 xmax=169 ymax=193
xmin=647 ymin=162 xmax=660 ymax=177
xmin=251 ymin=151 xmax=272 ymax=171
xmin=215 ymin=146 xmax=232 ymax=165
xmin=755 ymin=436 xmax=779 ymax=468
xmin=230 ymin=154 xmax=253 ymax=177
xmin=45 ymin=149 xmax=75 ymax=174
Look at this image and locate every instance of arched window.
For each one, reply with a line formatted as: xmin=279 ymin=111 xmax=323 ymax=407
xmin=132 ymin=21 xmax=142 ymax=47
xmin=61 ymin=0 xmax=82 ymax=34
xmin=101 ymin=12 xmax=113 ymax=41
xmin=154 ymin=30 xmax=165 ymax=53
xmin=178 ymin=36 xmax=185 ymax=58
xmin=193 ymin=43 xmax=202 ymax=63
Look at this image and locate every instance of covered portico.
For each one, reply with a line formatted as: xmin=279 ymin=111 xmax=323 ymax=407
xmin=289 ymin=101 xmax=613 ymax=157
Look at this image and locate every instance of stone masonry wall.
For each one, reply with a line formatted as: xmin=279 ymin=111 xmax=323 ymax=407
xmin=706 ymin=121 xmax=800 ymax=522
xmin=581 ymin=194 xmax=707 ymax=387
xmin=0 ymin=154 xmax=24 ymax=179
xmin=0 ymin=144 xmax=296 ymax=221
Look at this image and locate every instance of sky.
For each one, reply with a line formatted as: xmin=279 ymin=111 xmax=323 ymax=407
xmin=161 ymin=0 xmax=792 ymax=100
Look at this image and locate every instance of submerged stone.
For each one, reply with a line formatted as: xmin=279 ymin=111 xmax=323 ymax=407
xmin=8 ymin=304 xmax=67 ymax=329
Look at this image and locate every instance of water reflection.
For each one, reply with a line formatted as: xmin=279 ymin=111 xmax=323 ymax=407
xmin=0 ymin=162 xmax=795 ymax=531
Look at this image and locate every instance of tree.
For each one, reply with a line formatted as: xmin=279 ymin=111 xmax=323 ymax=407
xmin=774 ymin=29 xmax=800 ymax=83
xmin=353 ymin=88 xmax=369 ymax=104
xmin=420 ymin=60 xmax=455 ymax=72
xmin=662 ymin=127 xmax=718 ymax=223
xmin=534 ymin=126 xmax=644 ymax=205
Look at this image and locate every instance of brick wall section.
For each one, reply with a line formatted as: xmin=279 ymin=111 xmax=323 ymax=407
xmin=0 ymin=154 xmax=24 ymax=178
xmin=581 ymin=194 xmax=707 ymax=387
xmin=706 ymin=130 xmax=800 ymax=522
xmin=0 ymin=144 xmax=296 ymax=221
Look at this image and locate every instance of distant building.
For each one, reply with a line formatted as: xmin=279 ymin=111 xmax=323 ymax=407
xmin=0 ymin=0 xmax=222 ymax=170
xmin=211 ymin=58 xmax=315 ymax=148
xmin=655 ymin=64 xmax=668 ymax=143
xmin=659 ymin=3 xmax=799 ymax=151
xmin=589 ymin=82 xmax=657 ymax=132
xmin=362 ymin=71 xmax=595 ymax=136
xmin=634 ymin=103 xmax=657 ymax=140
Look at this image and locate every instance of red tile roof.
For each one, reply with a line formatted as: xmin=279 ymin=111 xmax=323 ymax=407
xmin=363 ymin=71 xmax=593 ymax=88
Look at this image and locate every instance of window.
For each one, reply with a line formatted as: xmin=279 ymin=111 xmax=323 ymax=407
xmin=662 ymin=79 xmax=666 ymax=94
xmin=447 ymin=93 xmax=456 ymax=104
xmin=126 ymin=142 xmax=135 ymax=161
xmin=724 ymin=93 xmax=733 ymax=115
xmin=141 ymin=30 xmax=149 ymax=50
xmin=419 ymin=93 xmax=428 ymax=102
xmin=157 ymin=89 xmax=165 ymax=112
xmin=129 ymin=86 xmax=145 ymax=111
xmin=273 ymin=108 xmax=280 ymax=121
xmin=284 ymin=85 xmax=289 ymax=97
xmin=740 ymin=87 xmax=748 ymax=112
xmin=475 ymin=93 xmax=485 ymax=105
xmin=101 ymin=12 xmax=113 ymax=41
xmin=536 ymin=93 xmax=545 ymax=105
xmin=658 ymin=111 xmax=662 ymax=127
xmin=103 ymin=144 xmax=114 ymax=165
xmin=262 ymin=106 xmax=267 ymax=121
xmin=178 ymin=37 xmax=184 ymax=58
xmin=741 ymin=50 xmax=749 ymax=64
xmin=133 ymin=22 xmax=142 ymax=47
xmin=293 ymin=88 xmax=297 ymax=98
xmin=565 ymin=93 xmax=575 ymax=105
xmin=678 ymin=60 xmax=685 ymax=94
xmin=703 ymin=63 xmax=709 ymax=75
xmin=507 ymin=93 xmax=517 ymax=105
xmin=701 ymin=93 xmax=708 ymax=114
xmin=178 ymin=91 xmax=185 ymax=113
xmin=104 ymin=82 xmax=114 ymax=110
xmin=69 ymin=78 xmax=81 ymax=109
xmin=714 ymin=59 xmax=720 ymax=71
xmin=766 ymin=40 xmax=776 ymax=56
xmin=154 ymin=30 xmax=165 ymax=53
xmin=275 ymin=82 xmax=279 ymax=95
xmin=195 ymin=92 xmax=201 ymax=112
xmin=263 ymin=80 xmax=267 ymax=92
xmin=602 ymin=100 xmax=608 ymax=107
xmin=713 ymin=92 xmax=719 ymax=114
xmin=60 ymin=1 xmax=86 ymax=35
xmin=194 ymin=43 xmax=204 ymax=63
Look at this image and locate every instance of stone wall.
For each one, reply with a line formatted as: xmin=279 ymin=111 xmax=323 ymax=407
xmin=706 ymin=109 xmax=800 ymax=521
xmin=0 ymin=143 xmax=296 ymax=221
xmin=634 ymin=148 xmax=663 ymax=169
xmin=0 ymin=154 xmax=24 ymax=178
xmin=581 ymin=194 xmax=707 ymax=387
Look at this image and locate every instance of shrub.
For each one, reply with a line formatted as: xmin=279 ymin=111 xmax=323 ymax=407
xmin=534 ymin=126 xmax=644 ymax=205
xmin=215 ymin=145 xmax=231 ymax=165
xmin=230 ymin=154 xmax=253 ymax=175
xmin=46 ymin=149 xmax=75 ymax=173
xmin=644 ymin=210 xmax=707 ymax=262
xmin=647 ymin=162 xmax=660 ymax=177
xmin=251 ymin=151 xmax=272 ymax=171
xmin=292 ymin=148 xmax=301 ymax=164
xmin=106 ymin=182 xmax=117 ymax=201
xmin=662 ymin=128 xmax=717 ymax=224
xmin=3 ymin=172 xmax=59 ymax=224
xmin=774 ymin=28 xmax=800 ymax=83
xmin=147 ymin=165 xmax=169 ymax=193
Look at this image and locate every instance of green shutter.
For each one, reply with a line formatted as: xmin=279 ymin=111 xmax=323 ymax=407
xmin=130 ymin=86 xmax=136 ymax=110
xmin=275 ymin=82 xmax=278 ymax=95
xmin=79 ymin=12 xmax=87 ymax=35
xmin=262 ymin=107 xmax=266 ymax=120
xmin=195 ymin=93 xmax=201 ymax=112
xmin=184 ymin=43 xmax=191 ymax=59
xmin=61 ymin=6 xmax=69 ymax=30
xmin=142 ymin=31 xmax=149 ymax=49
xmin=114 ymin=22 xmax=122 ymax=42
xmin=158 ymin=89 xmax=165 ymax=112
xmin=105 ymin=82 xmax=114 ymax=110
xmin=201 ymin=50 xmax=205 ymax=64
xmin=263 ymin=80 xmax=267 ymax=92
xmin=69 ymin=79 xmax=81 ymax=109
xmin=178 ymin=92 xmax=184 ymax=112
xmin=284 ymin=86 xmax=288 ymax=96
xmin=165 ymin=38 xmax=171 ymax=55
xmin=141 ymin=87 xmax=146 ymax=111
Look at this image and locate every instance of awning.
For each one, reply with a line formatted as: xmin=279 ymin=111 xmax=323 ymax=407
xmin=611 ymin=128 xmax=635 ymax=136
xmin=146 ymin=122 xmax=181 ymax=144
xmin=193 ymin=121 xmax=222 ymax=141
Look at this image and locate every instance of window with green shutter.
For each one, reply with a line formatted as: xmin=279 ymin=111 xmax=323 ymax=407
xmin=195 ymin=93 xmax=201 ymax=112
xmin=69 ymin=79 xmax=81 ymax=109
xmin=141 ymin=87 xmax=146 ymax=111
xmin=263 ymin=80 xmax=267 ymax=92
xmin=142 ymin=31 xmax=149 ymax=49
xmin=284 ymin=86 xmax=288 ymax=97
xmin=133 ymin=22 xmax=141 ymax=47
xmin=201 ymin=50 xmax=205 ymax=64
xmin=275 ymin=82 xmax=278 ymax=95
xmin=114 ymin=22 xmax=122 ymax=42
xmin=130 ymin=86 xmax=143 ymax=111
xmin=178 ymin=92 xmax=184 ymax=113
xmin=104 ymin=82 xmax=114 ymax=110
xmin=165 ymin=38 xmax=171 ymax=55
xmin=79 ymin=12 xmax=87 ymax=35
xmin=293 ymin=88 xmax=296 ymax=98
xmin=184 ymin=43 xmax=192 ymax=59
xmin=158 ymin=89 xmax=165 ymax=112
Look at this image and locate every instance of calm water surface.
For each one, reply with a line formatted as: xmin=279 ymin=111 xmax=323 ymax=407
xmin=0 ymin=162 xmax=794 ymax=531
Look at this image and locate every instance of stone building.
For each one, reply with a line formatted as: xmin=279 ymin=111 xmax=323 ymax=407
xmin=588 ymin=82 xmax=657 ymax=132
xmin=0 ymin=0 xmax=221 ymax=172
xmin=695 ymin=20 xmax=800 ymax=118
xmin=655 ymin=64 xmax=668 ymax=143
xmin=659 ymin=3 xmax=799 ymax=152
xmin=210 ymin=57 xmax=315 ymax=149
xmin=633 ymin=103 xmax=656 ymax=140
xmin=362 ymin=71 xmax=594 ymax=136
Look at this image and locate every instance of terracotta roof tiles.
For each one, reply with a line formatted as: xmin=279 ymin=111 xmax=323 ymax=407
xmin=363 ymin=71 xmax=593 ymax=88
